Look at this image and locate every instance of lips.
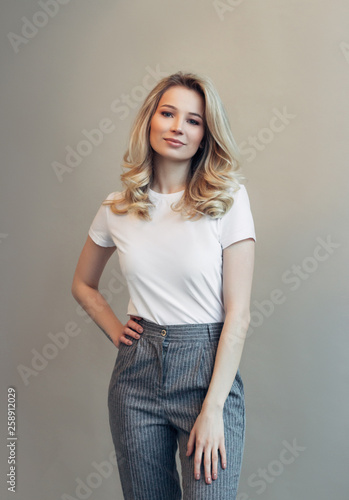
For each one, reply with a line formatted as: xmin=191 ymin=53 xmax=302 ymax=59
xmin=164 ymin=138 xmax=184 ymax=145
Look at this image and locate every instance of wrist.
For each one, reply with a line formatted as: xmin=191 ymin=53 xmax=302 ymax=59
xmin=201 ymin=398 xmax=224 ymax=414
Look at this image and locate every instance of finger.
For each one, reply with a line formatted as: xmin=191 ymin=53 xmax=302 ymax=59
xmin=124 ymin=324 xmax=141 ymax=338
xmin=211 ymin=448 xmax=218 ymax=480
xmin=128 ymin=320 xmax=144 ymax=334
xmin=126 ymin=326 xmax=141 ymax=339
xmin=121 ymin=335 xmax=133 ymax=345
xmin=186 ymin=431 xmax=195 ymax=457
xmin=204 ymin=448 xmax=212 ymax=484
xmin=123 ymin=330 xmax=138 ymax=342
xmin=122 ymin=326 xmax=139 ymax=344
xmin=220 ymin=442 xmax=227 ymax=470
xmin=194 ymin=447 xmax=203 ymax=480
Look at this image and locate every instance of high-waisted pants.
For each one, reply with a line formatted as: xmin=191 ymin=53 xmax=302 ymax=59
xmin=108 ymin=318 xmax=246 ymax=500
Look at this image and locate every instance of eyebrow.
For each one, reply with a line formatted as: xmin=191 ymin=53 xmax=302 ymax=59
xmin=159 ymin=104 xmax=203 ymax=120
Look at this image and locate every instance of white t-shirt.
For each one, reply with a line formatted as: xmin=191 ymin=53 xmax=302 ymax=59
xmin=88 ymin=184 xmax=256 ymax=325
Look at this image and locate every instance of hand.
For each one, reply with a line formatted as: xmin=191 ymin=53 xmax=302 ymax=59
xmin=116 ymin=315 xmax=143 ymax=348
xmin=186 ymin=406 xmax=227 ymax=484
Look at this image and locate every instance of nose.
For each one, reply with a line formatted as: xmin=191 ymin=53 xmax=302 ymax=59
xmin=170 ymin=117 xmax=184 ymax=133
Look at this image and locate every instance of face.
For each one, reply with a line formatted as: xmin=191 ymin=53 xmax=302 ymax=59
xmin=149 ymin=86 xmax=205 ymax=163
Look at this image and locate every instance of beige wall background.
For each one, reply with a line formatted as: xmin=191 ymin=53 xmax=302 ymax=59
xmin=1 ymin=1 xmax=348 ymax=499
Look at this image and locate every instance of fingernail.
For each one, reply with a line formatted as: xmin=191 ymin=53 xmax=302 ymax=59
xmin=207 ymin=477 xmax=211 ymax=483
xmin=135 ymin=334 xmax=140 ymax=339
xmin=223 ymin=462 xmax=226 ymax=468
xmin=213 ymin=473 xmax=217 ymax=479
xmin=138 ymin=327 xmax=143 ymax=333
xmin=195 ymin=474 xmax=200 ymax=480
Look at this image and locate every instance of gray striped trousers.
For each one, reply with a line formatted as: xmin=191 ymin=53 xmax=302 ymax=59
xmin=108 ymin=318 xmax=246 ymax=500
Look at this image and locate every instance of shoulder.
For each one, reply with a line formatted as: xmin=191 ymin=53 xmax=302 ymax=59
xmin=104 ymin=191 xmax=125 ymax=202
xmin=229 ymin=183 xmax=248 ymax=199
xmin=223 ymin=184 xmax=250 ymax=212
xmin=219 ymin=183 xmax=256 ymax=246
xmin=101 ymin=191 xmax=127 ymax=209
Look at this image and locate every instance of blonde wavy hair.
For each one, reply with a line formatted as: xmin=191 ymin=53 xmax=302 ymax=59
xmin=103 ymin=71 xmax=245 ymax=220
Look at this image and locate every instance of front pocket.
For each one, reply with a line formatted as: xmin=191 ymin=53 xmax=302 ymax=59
xmin=196 ymin=341 xmax=219 ymax=389
xmin=109 ymin=338 xmax=141 ymax=389
xmin=231 ymin=369 xmax=244 ymax=398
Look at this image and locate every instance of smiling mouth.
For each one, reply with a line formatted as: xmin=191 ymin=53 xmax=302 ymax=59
xmin=164 ymin=138 xmax=185 ymax=145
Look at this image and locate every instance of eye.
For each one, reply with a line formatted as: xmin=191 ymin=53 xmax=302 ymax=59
xmin=188 ymin=119 xmax=200 ymax=126
xmin=161 ymin=111 xmax=173 ymax=117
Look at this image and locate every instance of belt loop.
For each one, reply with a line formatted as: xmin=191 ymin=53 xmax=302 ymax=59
xmin=208 ymin=322 xmax=224 ymax=342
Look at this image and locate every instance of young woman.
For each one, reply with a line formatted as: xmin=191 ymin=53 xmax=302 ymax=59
xmin=71 ymin=71 xmax=256 ymax=500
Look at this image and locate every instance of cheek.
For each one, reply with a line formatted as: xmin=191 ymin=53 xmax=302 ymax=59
xmin=190 ymin=128 xmax=205 ymax=146
xmin=150 ymin=118 xmax=163 ymax=139
xmin=149 ymin=120 xmax=158 ymax=142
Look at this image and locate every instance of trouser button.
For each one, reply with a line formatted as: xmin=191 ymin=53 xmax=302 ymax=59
xmin=160 ymin=329 xmax=167 ymax=337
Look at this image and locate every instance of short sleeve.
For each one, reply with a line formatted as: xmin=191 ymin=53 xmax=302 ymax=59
xmin=88 ymin=192 xmax=117 ymax=247
xmin=219 ymin=184 xmax=256 ymax=249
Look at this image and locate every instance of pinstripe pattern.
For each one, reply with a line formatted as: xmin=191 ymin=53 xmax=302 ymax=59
xmin=108 ymin=318 xmax=245 ymax=500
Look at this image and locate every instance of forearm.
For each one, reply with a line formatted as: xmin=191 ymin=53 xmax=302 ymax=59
xmin=201 ymin=312 xmax=249 ymax=412
xmin=72 ymin=283 xmax=123 ymax=345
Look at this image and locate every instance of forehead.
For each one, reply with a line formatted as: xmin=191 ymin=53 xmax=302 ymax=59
xmin=158 ymin=86 xmax=204 ymax=114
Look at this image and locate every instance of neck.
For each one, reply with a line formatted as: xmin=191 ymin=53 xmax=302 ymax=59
xmin=150 ymin=152 xmax=190 ymax=194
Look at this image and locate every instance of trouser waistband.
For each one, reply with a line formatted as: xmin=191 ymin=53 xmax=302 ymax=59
xmin=134 ymin=317 xmax=224 ymax=342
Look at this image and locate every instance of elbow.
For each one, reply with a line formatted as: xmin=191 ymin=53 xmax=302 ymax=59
xmin=71 ymin=278 xmax=82 ymax=301
xmin=71 ymin=279 xmax=97 ymax=302
xmin=71 ymin=283 xmax=78 ymax=301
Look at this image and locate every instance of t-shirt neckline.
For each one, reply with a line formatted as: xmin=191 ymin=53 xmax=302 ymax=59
xmin=148 ymin=187 xmax=185 ymax=199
